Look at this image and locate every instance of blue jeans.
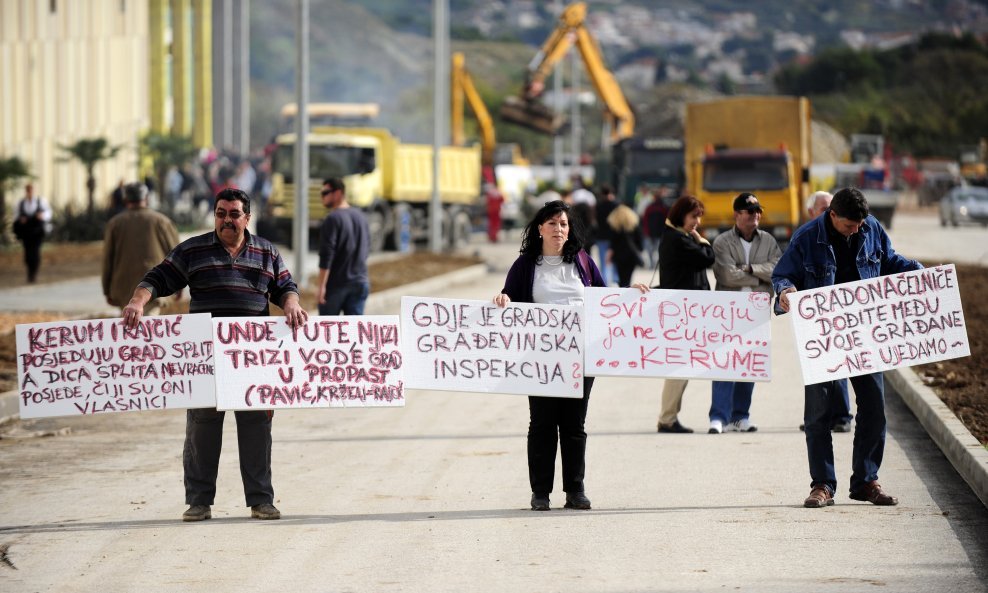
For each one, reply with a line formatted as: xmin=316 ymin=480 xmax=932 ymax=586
xmin=709 ymin=381 xmax=754 ymax=423
xmin=804 ymin=373 xmax=886 ymax=495
xmin=833 ymin=379 xmax=852 ymax=424
xmin=318 ymin=282 xmax=370 ymax=316
xmin=595 ymin=241 xmax=615 ymax=286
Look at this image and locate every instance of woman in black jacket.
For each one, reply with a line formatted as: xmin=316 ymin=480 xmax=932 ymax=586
xmin=655 ymin=195 xmax=715 ymax=433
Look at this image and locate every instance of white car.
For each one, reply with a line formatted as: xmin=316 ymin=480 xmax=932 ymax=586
xmin=939 ymin=185 xmax=988 ymax=227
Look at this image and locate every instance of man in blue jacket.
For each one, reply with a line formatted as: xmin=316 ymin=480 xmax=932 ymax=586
xmin=773 ymin=187 xmax=922 ymax=508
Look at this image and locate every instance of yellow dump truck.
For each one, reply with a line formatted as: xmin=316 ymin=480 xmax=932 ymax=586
xmin=267 ymin=126 xmax=481 ymax=251
xmin=684 ymin=96 xmax=811 ymax=243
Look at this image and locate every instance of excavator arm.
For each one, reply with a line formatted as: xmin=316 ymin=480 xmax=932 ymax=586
xmin=500 ymin=1 xmax=634 ymax=142
xmin=451 ymin=52 xmax=496 ymax=167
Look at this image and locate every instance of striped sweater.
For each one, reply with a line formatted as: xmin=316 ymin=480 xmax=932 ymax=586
xmin=138 ymin=230 xmax=299 ymax=317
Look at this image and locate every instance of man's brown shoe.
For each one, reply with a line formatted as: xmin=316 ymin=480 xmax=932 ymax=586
xmin=849 ymin=481 xmax=898 ymax=506
xmin=803 ymin=486 xmax=834 ymax=508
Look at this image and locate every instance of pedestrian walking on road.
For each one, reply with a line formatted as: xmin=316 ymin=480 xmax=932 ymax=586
xmin=707 ymin=193 xmax=782 ymax=434
xmin=655 ymin=195 xmax=715 ymax=434
xmin=121 ymin=187 xmax=308 ymax=522
xmin=773 ymin=187 xmax=921 ymax=508
xmin=317 ymin=177 xmax=371 ymax=315
xmin=12 ymin=183 xmax=52 ymax=283
xmin=605 ymin=202 xmax=644 ymax=288
xmin=102 ymin=182 xmax=181 ymax=315
xmin=492 ymin=200 xmax=605 ymax=511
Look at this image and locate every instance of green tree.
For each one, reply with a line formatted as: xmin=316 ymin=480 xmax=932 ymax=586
xmin=0 ymin=156 xmax=32 ymax=245
xmin=139 ymin=132 xmax=199 ymax=215
xmin=57 ymin=137 xmax=124 ymax=216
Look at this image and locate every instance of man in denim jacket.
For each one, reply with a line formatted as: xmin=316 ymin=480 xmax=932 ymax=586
xmin=772 ymin=187 xmax=921 ymax=508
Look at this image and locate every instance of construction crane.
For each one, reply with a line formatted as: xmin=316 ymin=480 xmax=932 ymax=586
xmin=451 ymin=52 xmax=496 ymax=167
xmin=499 ymin=1 xmax=634 ymax=143
xmin=452 ymin=52 xmax=529 ymax=174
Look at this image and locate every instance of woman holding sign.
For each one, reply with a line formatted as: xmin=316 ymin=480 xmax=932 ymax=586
xmin=494 ymin=200 xmax=645 ymax=511
xmin=655 ymin=195 xmax=716 ymax=434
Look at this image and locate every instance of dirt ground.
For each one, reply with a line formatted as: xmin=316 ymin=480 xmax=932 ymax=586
xmin=0 ymin=242 xmax=985 ymax=445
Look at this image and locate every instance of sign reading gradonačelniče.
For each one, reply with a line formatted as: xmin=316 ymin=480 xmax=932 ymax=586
xmin=790 ymin=264 xmax=970 ymax=384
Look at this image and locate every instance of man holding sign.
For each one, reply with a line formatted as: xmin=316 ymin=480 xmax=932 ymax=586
xmin=773 ymin=187 xmax=921 ymax=508
xmin=122 ymin=188 xmax=308 ymax=522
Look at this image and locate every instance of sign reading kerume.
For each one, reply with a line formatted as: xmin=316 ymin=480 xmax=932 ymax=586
xmin=584 ymin=288 xmax=772 ymax=380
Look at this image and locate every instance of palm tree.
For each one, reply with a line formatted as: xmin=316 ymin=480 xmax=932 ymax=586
xmin=58 ymin=137 xmax=124 ymax=215
xmin=139 ymin=132 xmax=199 ymax=216
xmin=0 ymin=156 xmax=32 ymax=245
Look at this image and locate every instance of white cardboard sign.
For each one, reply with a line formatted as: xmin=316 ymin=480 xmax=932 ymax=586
xmin=584 ymin=287 xmax=772 ymax=380
xmin=790 ymin=264 xmax=970 ymax=384
xmin=16 ymin=314 xmax=216 ymax=418
xmin=213 ymin=315 xmax=404 ymax=410
xmin=400 ymin=296 xmax=585 ymax=398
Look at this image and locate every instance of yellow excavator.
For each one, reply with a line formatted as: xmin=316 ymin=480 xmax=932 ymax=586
xmin=451 ymin=51 xmax=527 ymax=170
xmin=499 ymin=1 xmax=634 ymax=143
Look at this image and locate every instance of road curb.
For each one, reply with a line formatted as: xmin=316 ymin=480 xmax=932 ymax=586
xmin=0 ymin=262 xmax=490 ymax=425
xmin=887 ymin=367 xmax=988 ymax=509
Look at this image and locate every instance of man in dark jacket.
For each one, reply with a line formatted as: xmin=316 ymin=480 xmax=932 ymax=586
xmin=773 ymin=187 xmax=921 ymax=509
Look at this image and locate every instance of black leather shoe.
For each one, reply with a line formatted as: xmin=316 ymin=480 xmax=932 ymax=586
xmin=530 ymin=493 xmax=550 ymax=511
xmin=658 ymin=421 xmax=693 ymax=434
xmin=564 ymin=492 xmax=592 ymax=510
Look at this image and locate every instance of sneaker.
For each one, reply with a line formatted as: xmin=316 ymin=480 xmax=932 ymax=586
xmin=530 ymin=493 xmax=550 ymax=511
xmin=708 ymin=419 xmax=723 ymax=434
xmin=832 ymin=420 xmax=853 ymax=433
xmin=657 ymin=421 xmax=694 ymax=434
xmin=803 ymin=486 xmax=834 ymax=508
xmin=182 ymin=504 xmax=211 ymax=522
xmin=849 ymin=481 xmax=898 ymax=506
xmin=726 ymin=419 xmax=758 ymax=432
xmin=250 ymin=503 xmax=281 ymax=520
xmin=564 ymin=492 xmax=592 ymax=510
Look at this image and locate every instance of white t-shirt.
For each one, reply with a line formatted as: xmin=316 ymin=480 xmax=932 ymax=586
xmin=532 ymin=256 xmax=585 ymax=306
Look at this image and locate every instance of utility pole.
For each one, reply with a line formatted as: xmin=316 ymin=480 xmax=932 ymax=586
xmin=293 ymin=0 xmax=310 ymax=281
xmin=430 ymin=0 xmax=449 ymax=253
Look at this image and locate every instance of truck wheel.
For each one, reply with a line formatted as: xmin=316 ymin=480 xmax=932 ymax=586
xmin=367 ymin=210 xmax=386 ymax=252
xmin=384 ymin=203 xmax=411 ymax=252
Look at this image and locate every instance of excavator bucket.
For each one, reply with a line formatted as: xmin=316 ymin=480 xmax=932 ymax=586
xmin=499 ymin=96 xmax=568 ymax=135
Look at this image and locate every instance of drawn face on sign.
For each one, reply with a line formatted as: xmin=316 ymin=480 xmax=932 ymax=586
xmin=749 ymin=291 xmax=771 ymax=310
xmin=539 ymin=212 xmax=570 ymax=256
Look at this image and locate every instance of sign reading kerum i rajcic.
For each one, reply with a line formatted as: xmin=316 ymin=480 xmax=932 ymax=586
xmin=789 ymin=264 xmax=970 ymax=385
xmin=16 ymin=314 xmax=216 ymax=418
xmin=584 ymin=288 xmax=772 ymax=380
xmin=213 ymin=315 xmax=404 ymax=409
xmin=400 ymin=296 xmax=585 ymax=398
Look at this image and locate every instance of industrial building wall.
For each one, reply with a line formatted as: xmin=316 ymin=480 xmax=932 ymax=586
xmin=0 ymin=0 xmax=149 ymax=213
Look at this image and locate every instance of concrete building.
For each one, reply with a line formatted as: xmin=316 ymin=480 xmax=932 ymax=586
xmin=1 ymin=0 xmax=214 ymax=214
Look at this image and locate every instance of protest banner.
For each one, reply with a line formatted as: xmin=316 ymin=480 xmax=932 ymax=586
xmin=790 ymin=264 xmax=970 ymax=385
xmin=584 ymin=287 xmax=772 ymax=380
xmin=213 ymin=315 xmax=404 ymax=409
xmin=16 ymin=314 xmax=215 ymax=418
xmin=400 ymin=296 xmax=584 ymax=398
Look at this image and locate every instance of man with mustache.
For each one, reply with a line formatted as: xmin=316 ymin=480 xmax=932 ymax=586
xmin=121 ymin=187 xmax=308 ymax=522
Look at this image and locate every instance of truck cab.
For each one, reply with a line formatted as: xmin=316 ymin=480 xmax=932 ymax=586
xmin=695 ymin=148 xmax=801 ymax=243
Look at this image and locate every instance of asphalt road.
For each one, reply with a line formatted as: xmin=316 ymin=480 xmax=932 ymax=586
xmin=0 ymin=211 xmax=986 ymax=592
